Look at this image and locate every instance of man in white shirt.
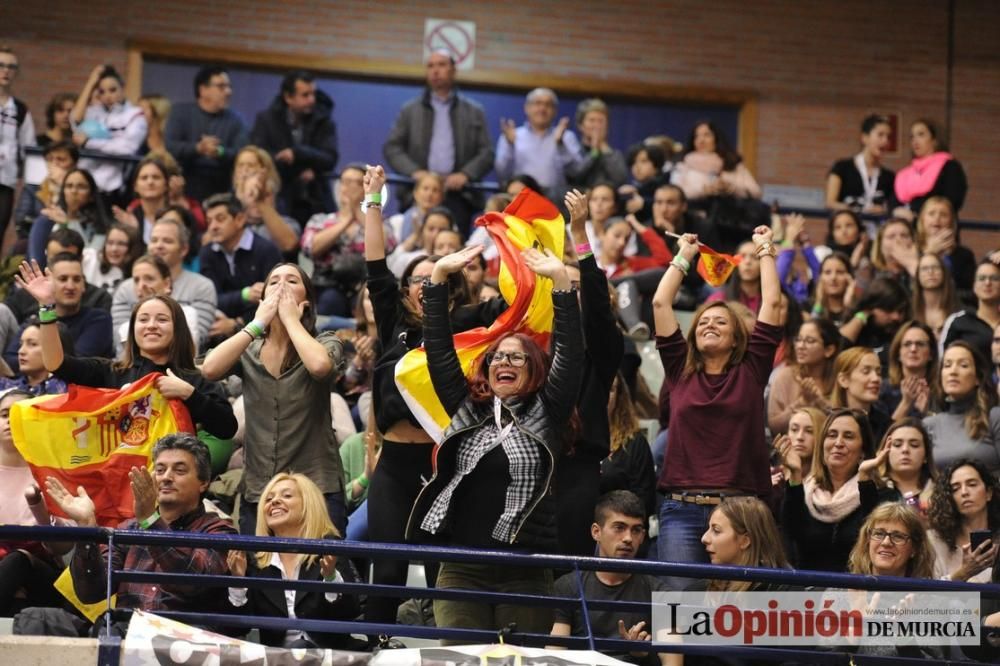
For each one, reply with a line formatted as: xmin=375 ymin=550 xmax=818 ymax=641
xmin=0 ymin=46 xmax=36 ymax=252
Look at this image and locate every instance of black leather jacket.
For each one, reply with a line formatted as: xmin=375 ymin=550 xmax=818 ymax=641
xmin=405 ymin=281 xmax=583 ymax=550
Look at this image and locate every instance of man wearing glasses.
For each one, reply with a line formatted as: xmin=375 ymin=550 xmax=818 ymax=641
xmin=0 ymin=46 xmax=36 ymax=254
xmin=166 ymin=65 xmax=248 ymax=201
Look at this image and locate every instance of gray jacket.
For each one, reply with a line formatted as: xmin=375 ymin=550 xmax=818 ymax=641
xmin=383 ymin=89 xmax=494 ymax=183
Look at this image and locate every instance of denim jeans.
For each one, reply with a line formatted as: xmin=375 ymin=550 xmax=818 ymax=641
xmin=657 ymin=497 xmax=714 ymax=590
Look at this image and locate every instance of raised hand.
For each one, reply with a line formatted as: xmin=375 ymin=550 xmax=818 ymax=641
xmin=958 ymin=540 xmax=998 ymax=581
xmin=155 ymin=368 xmax=195 ymax=400
xmin=858 ymin=441 xmax=890 ymax=482
xmin=253 ymin=285 xmax=281 ymax=328
xmin=843 ymin=275 xmax=857 ymax=309
xmin=41 ymin=205 xmax=68 ymax=225
xmin=364 ymin=430 xmax=381 ymax=479
xmin=554 ymin=117 xmax=570 ymax=144
xmin=564 ymin=189 xmax=588 ymax=232
xmin=227 ymin=550 xmax=247 ymax=577
xmin=363 ymin=164 xmax=385 ymax=195
xmin=320 ymin=553 xmax=338 ymax=580
xmin=751 ymin=224 xmax=774 ymax=249
xmin=522 ymin=247 xmax=567 ymax=281
xmin=128 ymin=465 xmax=157 ymax=523
xmin=112 ymin=205 xmax=139 ymax=230
xmin=850 ymin=232 xmax=869 ymax=268
xmin=500 ymin=118 xmax=517 ymax=144
xmin=625 ymin=213 xmax=645 ymax=233
xmin=783 ymin=213 xmax=806 ymax=245
xmin=277 ymin=283 xmax=306 ymax=325
xmin=431 ymin=245 xmax=485 ymax=282
xmin=44 ymin=477 xmax=97 ymax=527
xmin=14 ymin=260 xmax=55 ymax=305
xmin=676 ymin=233 xmax=700 ymax=262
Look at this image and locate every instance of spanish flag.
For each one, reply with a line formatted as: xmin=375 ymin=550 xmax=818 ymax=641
xmin=395 ymin=188 xmax=565 ymax=442
xmin=10 ymin=373 xmax=194 ymax=527
xmin=696 ymin=244 xmax=742 ymax=287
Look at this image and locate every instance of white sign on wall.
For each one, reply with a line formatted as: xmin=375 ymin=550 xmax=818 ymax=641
xmin=423 ymin=18 xmax=477 ymax=70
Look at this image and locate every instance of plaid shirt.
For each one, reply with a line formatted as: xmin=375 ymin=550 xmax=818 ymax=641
xmin=421 ymin=401 xmax=544 ymax=543
xmin=71 ymin=504 xmax=236 ymax=613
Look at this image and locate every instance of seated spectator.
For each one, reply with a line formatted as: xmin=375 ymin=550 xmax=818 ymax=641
xmin=495 ymin=87 xmax=585 ymax=200
xmin=37 ymin=93 xmax=75 ymax=147
xmin=27 ymin=167 xmax=111 ymax=266
xmin=504 ymin=173 xmax=543 ymax=197
xmin=43 ymin=434 xmax=236 ymax=634
xmin=600 ymin=377 xmax=657 ymax=522
xmin=111 ymin=156 xmax=169 ymax=245
xmin=568 ymin=98 xmax=628 ymax=190
xmin=653 ymin=226 xmax=781 ymax=588
xmin=6 ymin=254 xmax=113 ymax=366
xmin=707 ymin=241 xmax=762 ymax=314
xmin=942 ymin=259 xmax=1000 ymax=362
xmin=618 ymin=143 xmax=666 ymax=224
xmin=550 ymin=491 xmax=672 ymax=666
xmin=895 ymin=118 xmax=968 ymax=216
xmin=772 ymin=406 xmax=825 ymax=487
xmin=912 ymin=252 xmax=960 ymax=338
xmin=407 ymin=244 xmax=582 ymax=635
xmin=301 ymin=163 xmax=383 ymax=315
xmin=776 ymin=213 xmax=822 ymax=306
xmin=251 ymin=71 xmax=339 ymax=225
xmin=882 ymin=320 xmax=937 ymax=421
xmin=869 ymin=217 xmax=917 ymax=292
xmin=583 ymin=182 xmax=624 ymax=257
xmin=648 ymin=184 xmax=717 ymax=309
xmin=779 ymin=408 xmax=894 ymax=571
xmin=767 ymin=318 xmax=839 ymax=433
xmin=699 ymin=496 xmax=791 ymax=590
xmin=0 ymin=389 xmax=70 ymax=615
xmin=111 ymin=214 xmax=217 ymax=350
xmin=152 ymin=203 xmax=202 ymax=270
xmin=809 ymin=253 xmax=856 ymax=327
xmin=201 ymin=263 xmax=346 ymax=534
xmin=199 ymin=193 xmax=282 ymax=338
xmin=340 ymin=415 xmax=378 ymax=542
xmin=839 ymin=276 xmax=910 ymax=358
xmin=13 ymin=140 xmax=77 ymax=232
xmin=825 ymin=114 xmax=896 ymax=215
xmin=232 ymin=145 xmax=301 ymax=255
xmin=924 ymin=341 xmax=1000 ymax=475
xmin=118 ymin=254 xmax=199 ymax=357
xmin=387 ymin=171 xmax=444 ymax=246
xmin=928 ymin=458 xmax=999 ymax=583
xmin=602 ymin=215 xmax=671 ymax=339
xmin=226 ymin=473 xmax=360 ymax=649
xmin=819 ymin=210 xmax=872 ymax=279
xmin=145 ymin=150 xmax=206 ymax=235
xmin=0 ymin=319 xmax=70 ymax=396
xmin=7 ymin=228 xmax=111 ymax=323
xmin=17 ymin=258 xmax=236 ymax=439
xmin=915 ymin=196 xmax=975 ymax=294
xmin=165 ymin=65 xmax=249 ymax=202
xmin=849 ymin=500 xmax=936 ymax=577
xmin=876 ymin=418 xmax=937 ymax=516
xmin=138 ymin=93 xmax=170 ymax=153
xmin=387 ymin=205 xmax=452 ymax=278
xmin=431 ymin=228 xmax=463 ymax=257
xmin=830 ymin=346 xmax=891 ymax=442
xmin=70 ymin=65 xmax=147 ymax=196
xmin=82 ymin=222 xmax=140 ymax=294
xmin=672 ymin=121 xmax=761 ymax=201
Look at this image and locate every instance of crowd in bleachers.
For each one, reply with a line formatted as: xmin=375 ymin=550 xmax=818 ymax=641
xmin=3 ymin=42 xmax=1000 ymax=662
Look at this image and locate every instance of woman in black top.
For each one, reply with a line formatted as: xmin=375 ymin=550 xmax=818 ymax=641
xmin=360 ymin=166 xmax=504 ymax=628
xmin=17 ymin=260 xmax=236 ymax=439
xmin=825 ymin=114 xmax=896 ymax=215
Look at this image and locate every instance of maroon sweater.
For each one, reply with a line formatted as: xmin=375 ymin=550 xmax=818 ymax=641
xmin=656 ymin=321 xmax=781 ymax=496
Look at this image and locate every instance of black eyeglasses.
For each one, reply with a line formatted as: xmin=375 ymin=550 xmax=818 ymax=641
xmin=0 ymin=63 xmax=19 ymax=72
xmin=405 ymin=276 xmax=429 ymax=286
xmin=486 ymin=351 xmax=528 ymax=367
xmin=869 ymin=529 xmax=911 ymax=545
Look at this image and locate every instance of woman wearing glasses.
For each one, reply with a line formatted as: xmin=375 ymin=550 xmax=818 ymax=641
xmin=881 ymin=321 xmax=938 ymax=422
xmin=927 ymin=459 xmax=1000 ymax=583
xmin=359 ymin=166 xmax=505 ymax=630
xmin=767 ymin=318 xmax=839 ymax=434
xmin=942 ymin=259 xmax=1000 ymax=363
xmin=406 ymin=242 xmax=582 ymax=634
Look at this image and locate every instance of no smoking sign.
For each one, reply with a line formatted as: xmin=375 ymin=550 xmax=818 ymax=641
xmin=424 ymin=18 xmax=476 ymax=70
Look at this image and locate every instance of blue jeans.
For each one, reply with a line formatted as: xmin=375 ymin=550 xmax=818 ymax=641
xmin=657 ymin=498 xmax=714 ymax=590
xmin=346 ymin=499 xmax=368 ymax=541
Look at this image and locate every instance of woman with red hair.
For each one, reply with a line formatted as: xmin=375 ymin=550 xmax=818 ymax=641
xmin=406 ymin=243 xmax=583 ymax=635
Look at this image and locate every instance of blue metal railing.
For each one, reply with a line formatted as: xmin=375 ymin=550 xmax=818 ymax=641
xmin=2 ymin=524 xmax=998 ymax=664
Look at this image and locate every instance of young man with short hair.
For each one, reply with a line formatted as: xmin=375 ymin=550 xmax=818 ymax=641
xmin=0 ymin=46 xmax=36 ymax=250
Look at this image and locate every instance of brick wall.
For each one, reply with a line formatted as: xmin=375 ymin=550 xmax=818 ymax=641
xmin=3 ymin=0 xmax=998 ymax=221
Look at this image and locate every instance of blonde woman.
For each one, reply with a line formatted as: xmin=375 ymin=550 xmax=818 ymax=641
xmin=700 ymin=496 xmax=791 ymax=592
xmin=232 ymin=145 xmax=300 ymax=252
xmin=830 ymin=346 xmax=891 ymax=442
xmin=139 ymin=94 xmax=171 ymax=153
xmin=226 ymin=472 xmax=360 ymax=649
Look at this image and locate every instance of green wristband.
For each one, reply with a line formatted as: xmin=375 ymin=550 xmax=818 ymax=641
xmin=38 ymin=307 xmax=58 ymax=324
xmin=357 ymin=474 xmax=369 ymax=489
xmin=811 ymin=304 xmax=824 ymax=316
xmin=365 ymin=192 xmax=382 ymax=205
xmin=216 ymin=145 xmax=225 ymax=158
xmin=138 ymin=510 xmax=160 ymax=529
xmin=241 ymin=286 xmax=251 ymax=302
xmin=244 ymin=320 xmax=265 ymax=339
xmin=854 ymin=311 xmax=869 ymax=324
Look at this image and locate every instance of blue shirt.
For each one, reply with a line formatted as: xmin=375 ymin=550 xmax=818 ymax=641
xmin=494 ymin=124 xmax=585 ymax=193
xmin=427 ymin=94 xmax=455 ymax=175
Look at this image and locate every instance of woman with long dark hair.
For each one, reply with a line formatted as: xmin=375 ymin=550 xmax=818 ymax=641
xmin=27 ymin=167 xmax=112 ymax=267
xmin=928 ymin=459 xmax=1000 ymax=582
xmin=894 ymin=118 xmax=968 ymax=216
xmin=599 ymin=373 xmax=656 ymax=520
xmin=882 ymin=320 xmax=937 ymax=421
xmin=826 ymin=114 xmax=896 ymax=214
xmin=202 ymin=263 xmax=346 ymax=534
xmin=16 ymin=260 xmax=235 ymax=439
xmin=406 ymin=242 xmax=582 ymax=634
xmin=810 ymin=252 xmax=856 ymax=326
xmin=914 ymin=196 xmax=976 ymax=294
xmin=767 ymin=318 xmax=839 ymax=433
xmin=673 ymin=121 xmax=760 ymax=201
xmin=875 ymin=418 xmax=937 ymax=516
xmin=700 ymin=497 xmax=791 ymax=592
xmin=82 ymin=222 xmax=141 ymax=294
xmin=912 ymin=252 xmax=960 ymax=338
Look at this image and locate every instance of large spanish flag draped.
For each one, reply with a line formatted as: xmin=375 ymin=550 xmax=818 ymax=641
xmin=395 ymin=188 xmax=565 ymax=442
xmin=10 ymin=373 xmax=194 ymax=527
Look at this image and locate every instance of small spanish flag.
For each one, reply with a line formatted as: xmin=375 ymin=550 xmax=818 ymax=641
xmin=696 ymin=244 xmax=742 ymax=287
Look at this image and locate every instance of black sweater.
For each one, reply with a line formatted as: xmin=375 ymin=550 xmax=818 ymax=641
xmin=53 ymin=355 xmax=237 ymax=439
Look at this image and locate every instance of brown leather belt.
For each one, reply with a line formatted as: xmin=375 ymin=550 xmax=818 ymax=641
xmin=669 ymin=492 xmax=744 ymax=505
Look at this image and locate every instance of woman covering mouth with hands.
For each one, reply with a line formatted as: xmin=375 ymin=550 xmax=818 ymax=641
xmin=650 ymin=223 xmax=782 ymax=589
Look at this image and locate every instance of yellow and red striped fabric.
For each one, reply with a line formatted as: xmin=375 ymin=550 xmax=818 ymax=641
xmin=395 ymin=188 xmax=565 ymax=442
xmin=10 ymin=373 xmax=194 ymax=527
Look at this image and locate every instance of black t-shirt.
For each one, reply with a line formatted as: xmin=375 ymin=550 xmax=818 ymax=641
xmin=829 ymin=157 xmax=896 ymax=210
xmin=553 ymin=570 xmax=668 ymax=665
